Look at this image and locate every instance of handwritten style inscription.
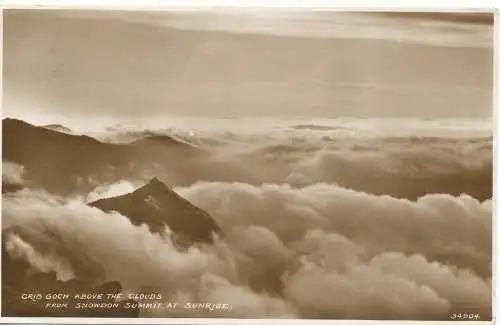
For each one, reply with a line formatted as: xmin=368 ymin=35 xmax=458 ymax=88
xmin=20 ymin=293 xmax=231 ymax=312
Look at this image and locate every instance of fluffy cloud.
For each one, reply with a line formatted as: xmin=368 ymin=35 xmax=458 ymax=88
xmin=179 ymin=182 xmax=491 ymax=272
xmin=85 ymin=180 xmax=140 ymax=202
xmin=2 ymin=161 xmax=25 ymax=186
xmin=2 ymin=190 xmax=297 ymax=318
xmin=2 ymin=118 xmax=492 ymax=319
xmin=2 ymin=179 xmax=491 ymax=319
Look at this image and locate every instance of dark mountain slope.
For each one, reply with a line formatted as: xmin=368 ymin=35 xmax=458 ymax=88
xmin=1 ymin=231 xmax=139 ymax=317
xmin=3 ymin=118 xmax=259 ymax=195
xmin=3 ymin=118 xmax=138 ymax=194
xmin=89 ymin=178 xmax=220 ymax=244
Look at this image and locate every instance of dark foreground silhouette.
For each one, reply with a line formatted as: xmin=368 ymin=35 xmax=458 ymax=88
xmin=2 ymin=235 xmax=139 ymax=317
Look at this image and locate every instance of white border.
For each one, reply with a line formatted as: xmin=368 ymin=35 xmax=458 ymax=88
xmin=0 ymin=0 xmax=499 ymax=10
xmin=492 ymin=6 xmax=499 ymax=325
xmin=0 ymin=319 xmax=494 ymax=325
xmin=0 ymin=1 xmax=498 ymax=324
xmin=2 ymin=0 xmax=498 ymax=11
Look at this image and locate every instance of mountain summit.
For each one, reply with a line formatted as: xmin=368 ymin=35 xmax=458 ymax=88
xmin=2 ymin=118 xmax=205 ymax=195
xmin=138 ymin=177 xmax=170 ymax=194
xmin=89 ymin=178 xmax=220 ymax=244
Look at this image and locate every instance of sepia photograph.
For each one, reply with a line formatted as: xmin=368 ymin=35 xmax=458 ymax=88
xmin=1 ymin=7 xmax=495 ymax=322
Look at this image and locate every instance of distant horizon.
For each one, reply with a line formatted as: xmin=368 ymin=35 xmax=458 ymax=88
xmin=3 ymin=114 xmax=493 ymax=142
xmin=3 ymin=112 xmax=494 ymax=126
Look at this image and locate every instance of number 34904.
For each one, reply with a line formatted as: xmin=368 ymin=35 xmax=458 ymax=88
xmin=449 ymin=313 xmax=480 ymax=320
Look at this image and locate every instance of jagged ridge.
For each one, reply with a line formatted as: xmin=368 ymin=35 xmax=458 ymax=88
xmin=89 ymin=177 xmax=220 ymax=244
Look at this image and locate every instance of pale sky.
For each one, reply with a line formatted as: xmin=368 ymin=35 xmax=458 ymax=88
xmin=3 ymin=9 xmax=494 ymax=120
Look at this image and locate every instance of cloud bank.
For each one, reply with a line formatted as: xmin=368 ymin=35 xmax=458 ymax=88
xmin=74 ymin=119 xmax=492 ymax=201
xmin=2 ymin=117 xmax=492 ymax=319
xmin=2 ymin=179 xmax=491 ymax=319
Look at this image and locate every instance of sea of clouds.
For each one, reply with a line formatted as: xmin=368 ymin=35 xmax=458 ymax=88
xmin=1 ymin=118 xmax=493 ymax=320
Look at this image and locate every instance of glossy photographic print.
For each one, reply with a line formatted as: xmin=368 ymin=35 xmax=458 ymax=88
xmin=1 ymin=8 xmax=495 ymax=321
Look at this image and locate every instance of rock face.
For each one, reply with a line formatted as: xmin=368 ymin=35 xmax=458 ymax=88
xmin=90 ymin=178 xmax=220 ymax=244
xmin=1 ymin=182 xmax=23 ymax=194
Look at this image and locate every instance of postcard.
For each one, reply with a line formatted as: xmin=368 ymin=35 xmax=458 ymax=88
xmin=0 ymin=6 xmax=495 ymax=323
